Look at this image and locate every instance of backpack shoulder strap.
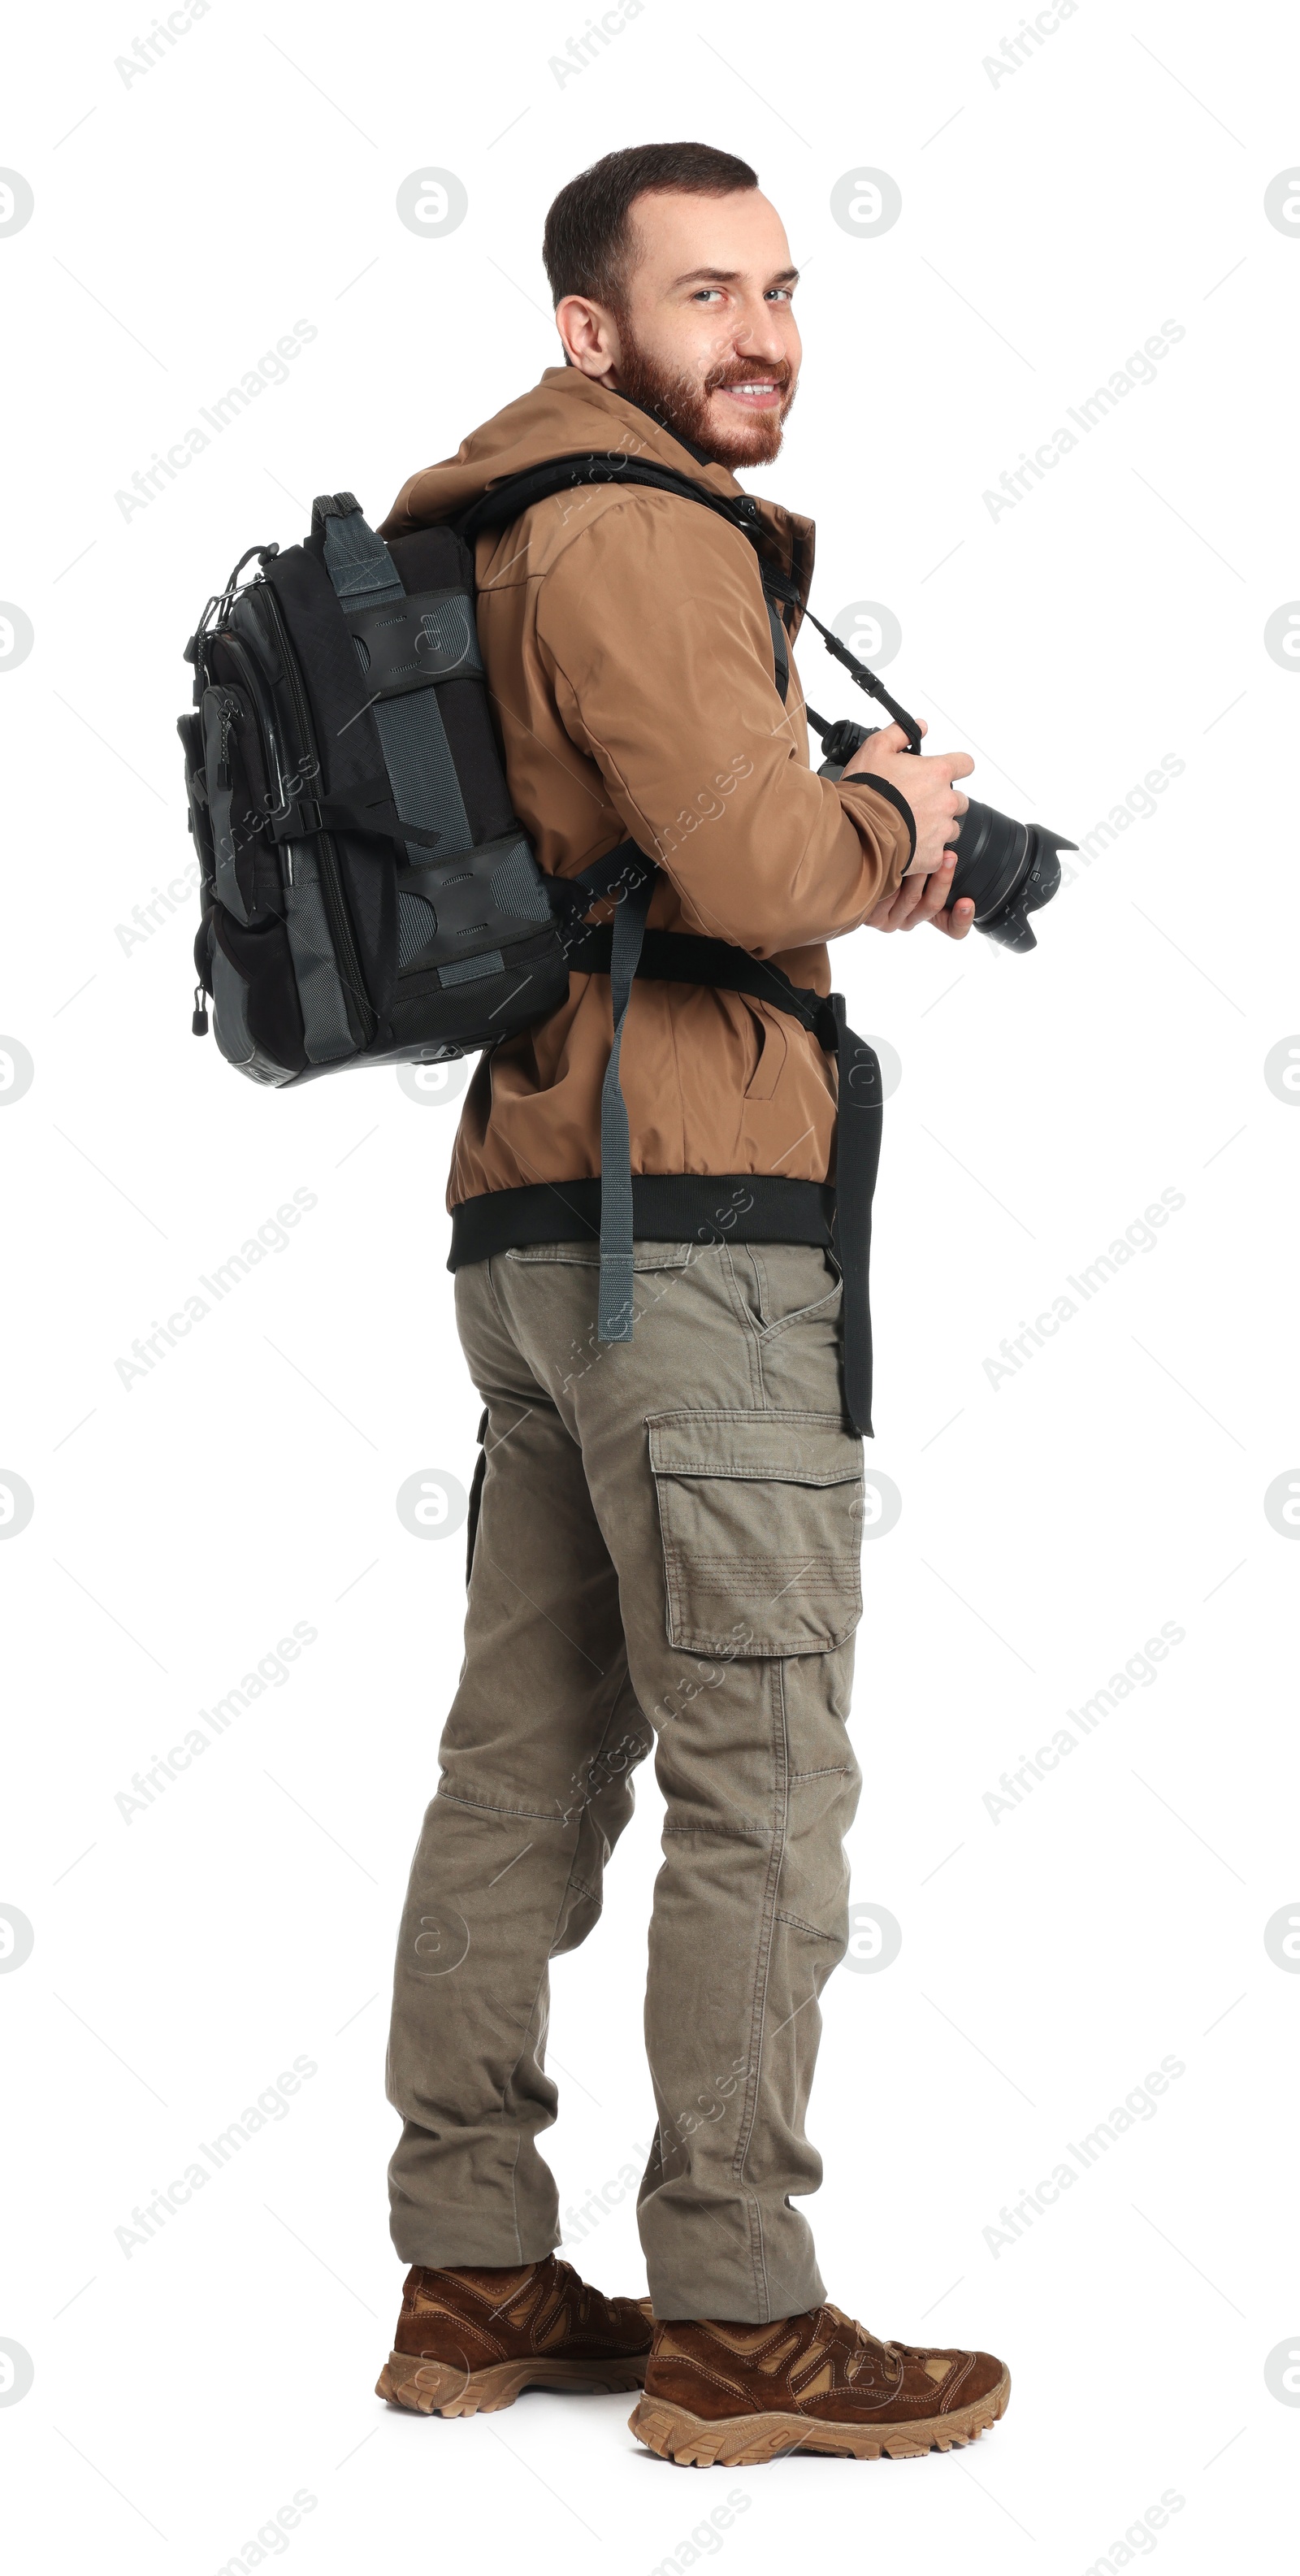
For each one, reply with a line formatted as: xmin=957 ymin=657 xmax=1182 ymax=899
xmin=457 ymin=453 xmax=791 ymax=700
xmin=456 ymin=452 xmax=763 ymax=552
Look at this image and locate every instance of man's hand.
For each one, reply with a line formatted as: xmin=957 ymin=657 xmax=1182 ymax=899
xmin=845 ymin=717 xmax=977 ymax=937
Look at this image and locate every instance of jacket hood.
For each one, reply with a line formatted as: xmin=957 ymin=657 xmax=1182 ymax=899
xmin=379 ymin=366 xmax=814 ymax=605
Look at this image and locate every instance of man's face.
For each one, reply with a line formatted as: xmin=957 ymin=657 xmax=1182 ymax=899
xmin=560 ymin=188 xmax=801 ymax=468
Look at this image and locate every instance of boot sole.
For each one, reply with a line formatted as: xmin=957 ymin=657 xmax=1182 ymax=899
xmin=628 ymin=2365 xmax=1011 ymax=2465
xmin=377 ymin=2349 xmax=650 ymax=2418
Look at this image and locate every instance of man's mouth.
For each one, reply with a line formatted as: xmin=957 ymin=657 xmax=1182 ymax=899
xmin=716 ymin=379 xmax=784 ymax=411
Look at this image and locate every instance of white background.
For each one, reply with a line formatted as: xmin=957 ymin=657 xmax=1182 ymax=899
xmin=2 ymin=0 xmax=1298 ymax=2568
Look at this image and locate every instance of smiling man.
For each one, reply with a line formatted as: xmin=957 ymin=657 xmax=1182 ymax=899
xmin=374 ymin=141 xmax=1008 ymax=2468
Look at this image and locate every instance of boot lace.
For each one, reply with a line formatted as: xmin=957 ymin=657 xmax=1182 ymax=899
xmin=821 ymin=2303 xmax=903 ymax=2383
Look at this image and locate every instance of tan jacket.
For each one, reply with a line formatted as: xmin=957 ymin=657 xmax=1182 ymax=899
xmin=380 ymin=369 xmax=912 ymax=1217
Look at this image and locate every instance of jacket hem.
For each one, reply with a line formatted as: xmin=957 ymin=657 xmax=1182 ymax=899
xmin=447 ymin=1174 xmax=836 ymax=1271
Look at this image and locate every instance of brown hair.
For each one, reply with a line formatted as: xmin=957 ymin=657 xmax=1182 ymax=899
xmin=542 ymin=141 xmax=759 ymax=313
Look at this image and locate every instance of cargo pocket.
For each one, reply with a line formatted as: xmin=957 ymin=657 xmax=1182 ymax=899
xmin=646 ymin=1408 xmax=864 ymax=1658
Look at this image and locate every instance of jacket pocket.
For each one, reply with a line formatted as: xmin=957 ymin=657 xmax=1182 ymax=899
xmin=646 ymin=1408 xmax=863 ymax=1658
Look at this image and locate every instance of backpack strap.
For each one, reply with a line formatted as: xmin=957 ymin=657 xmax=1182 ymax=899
xmin=564 ymin=904 xmax=883 ymax=1430
xmin=315 ymin=493 xmax=476 ymax=874
xmin=544 ymin=840 xmax=660 ymax=1346
xmin=596 ymin=866 xmax=656 ymax=1342
xmin=458 ymin=454 xmax=795 ymax=703
xmin=457 ymin=453 xmax=762 ymax=551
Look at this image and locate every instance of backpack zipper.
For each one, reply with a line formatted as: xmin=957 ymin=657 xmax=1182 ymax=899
xmin=215 ymin=691 xmax=239 ymax=788
xmin=254 ymin=582 xmax=377 ymax=1047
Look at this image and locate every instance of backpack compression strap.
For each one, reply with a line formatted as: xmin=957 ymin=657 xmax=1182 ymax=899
xmin=314 ymin=491 xmax=479 ymax=883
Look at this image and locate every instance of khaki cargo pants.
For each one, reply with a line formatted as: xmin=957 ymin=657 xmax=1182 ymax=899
xmin=385 ymin=1236 xmax=866 ymax=2322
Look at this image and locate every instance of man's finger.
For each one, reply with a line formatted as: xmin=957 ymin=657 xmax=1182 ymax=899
xmin=882 ymin=874 xmax=928 ymax=929
xmin=885 ymin=881 xmax=926 ymax=932
xmin=931 ymin=897 xmax=976 ymax=941
xmin=903 ymin=860 xmax=957 ymax=928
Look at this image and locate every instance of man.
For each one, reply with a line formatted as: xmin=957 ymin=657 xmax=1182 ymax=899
xmin=374 ymin=141 xmax=1009 ymax=2465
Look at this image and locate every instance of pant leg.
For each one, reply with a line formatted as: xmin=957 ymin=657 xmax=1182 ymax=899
xmin=385 ymin=1260 xmax=652 ymax=2266
xmin=486 ymin=1238 xmax=865 ymax=2323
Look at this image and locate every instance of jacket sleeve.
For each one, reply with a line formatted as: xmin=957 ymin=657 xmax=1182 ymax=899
xmin=532 ymin=493 xmax=915 ymax=958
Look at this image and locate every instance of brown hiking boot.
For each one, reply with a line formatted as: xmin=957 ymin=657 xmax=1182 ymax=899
xmin=630 ymin=2305 xmax=1010 ymax=2464
xmin=376 ymin=2257 xmax=653 ymax=2417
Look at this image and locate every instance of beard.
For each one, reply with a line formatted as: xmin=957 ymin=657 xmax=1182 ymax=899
xmin=610 ymin=328 xmax=797 ymax=468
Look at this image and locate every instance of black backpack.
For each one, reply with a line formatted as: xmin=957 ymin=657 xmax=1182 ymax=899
xmin=179 ymin=462 xmax=885 ymax=1433
xmin=179 ymin=491 xmax=582 ymax=1085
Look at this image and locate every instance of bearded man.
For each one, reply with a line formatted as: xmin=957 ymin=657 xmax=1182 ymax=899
xmin=374 ymin=139 xmax=1008 ymax=2469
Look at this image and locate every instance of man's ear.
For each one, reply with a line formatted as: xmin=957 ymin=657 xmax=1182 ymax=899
xmin=556 ymin=293 xmax=622 ymax=383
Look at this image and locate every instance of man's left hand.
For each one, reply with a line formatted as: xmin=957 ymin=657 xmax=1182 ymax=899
xmin=864 ymin=850 xmax=975 ymax=937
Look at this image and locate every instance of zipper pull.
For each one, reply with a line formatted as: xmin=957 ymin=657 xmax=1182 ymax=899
xmin=216 ymin=695 xmax=238 ymax=789
xmin=192 ymin=983 xmax=209 ymax=1037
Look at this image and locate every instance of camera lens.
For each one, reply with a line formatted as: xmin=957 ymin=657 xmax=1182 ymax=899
xmin=947 ymin=802 xmax=1073 ymax=952
xmin=815 ymin=722 xmax=1073 ymax=954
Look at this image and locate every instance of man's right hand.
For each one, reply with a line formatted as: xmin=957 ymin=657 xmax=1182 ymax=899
xmin=844 ymin=718 xmax=974 ymax=877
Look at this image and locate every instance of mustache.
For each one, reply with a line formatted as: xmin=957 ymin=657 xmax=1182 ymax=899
xmin=704 ymin=358 xmax=795 ymax=395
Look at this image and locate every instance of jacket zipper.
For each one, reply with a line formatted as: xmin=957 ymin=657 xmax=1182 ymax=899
xmin=254 ymin=582 xmax=377 ymax=1047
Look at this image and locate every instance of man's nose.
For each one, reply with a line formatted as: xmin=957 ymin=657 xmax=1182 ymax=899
xmin=730 ymin=301 xmax=790 ymax=363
